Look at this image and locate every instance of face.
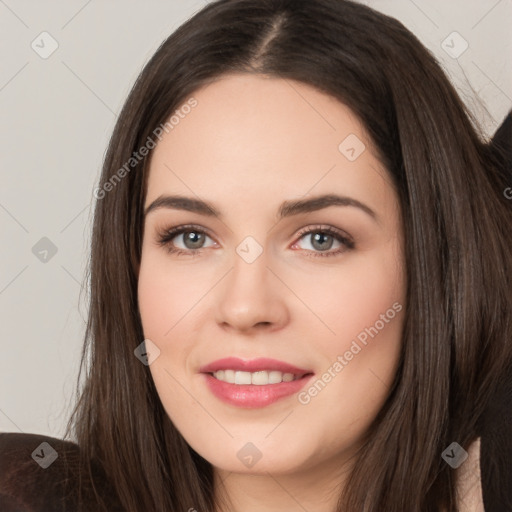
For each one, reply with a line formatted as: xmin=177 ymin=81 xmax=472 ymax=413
xmin=137 ymin=73 xmax=406 ymax=479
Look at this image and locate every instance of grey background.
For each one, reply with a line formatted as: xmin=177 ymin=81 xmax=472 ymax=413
xmin=1 ymin=0 xmax=510 ymax=438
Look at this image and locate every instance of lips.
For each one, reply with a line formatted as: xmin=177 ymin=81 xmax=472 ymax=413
xmin=199 ymin=357 xmax=314 ymax=408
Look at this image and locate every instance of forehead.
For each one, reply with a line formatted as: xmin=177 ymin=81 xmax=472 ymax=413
xmin=145 ymin=73 xmax=394 ymax=217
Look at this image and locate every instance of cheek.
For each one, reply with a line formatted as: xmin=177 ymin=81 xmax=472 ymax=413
xmin=295 ymin=242 xmax=405 ymax=420
xmin=337 ymin=254 xmax=403 ymax=341
xmin=137 ymin=253 xmax=210 ymax=342
xmin=289 ymin=240 xmax=404 ymax=352
xmin=137 ymin=255 xmax=207 ymax=428
xmin=138 ymin=269 xmax=169 ymax=342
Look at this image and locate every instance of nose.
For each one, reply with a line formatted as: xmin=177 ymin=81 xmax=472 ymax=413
xmin=214 ymin=249 xmax=289 ymax=334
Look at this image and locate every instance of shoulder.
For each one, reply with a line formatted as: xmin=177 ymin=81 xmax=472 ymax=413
xmin=0 ymin=432 xmax=123 ymax=512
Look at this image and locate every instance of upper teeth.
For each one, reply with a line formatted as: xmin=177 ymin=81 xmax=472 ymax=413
xmin=212 ymin=370 xmax=298 ymax=385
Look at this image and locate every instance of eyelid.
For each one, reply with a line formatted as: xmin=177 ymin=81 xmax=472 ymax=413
xmin=155 ymin=223 xmax=217 ymax=248
xmin=293 ymin=224 xmax=354 ymax=246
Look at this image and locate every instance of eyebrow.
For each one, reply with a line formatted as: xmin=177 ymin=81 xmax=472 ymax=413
xmin=144 ymin=193 xmax=378 ymax=222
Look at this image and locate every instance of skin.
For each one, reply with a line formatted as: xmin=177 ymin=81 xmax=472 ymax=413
xmin=137 ymin=73 xmax=406 ymax=512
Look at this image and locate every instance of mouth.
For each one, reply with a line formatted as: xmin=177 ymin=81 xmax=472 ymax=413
xmin=199 ymin=357 xmax=314 ymax=408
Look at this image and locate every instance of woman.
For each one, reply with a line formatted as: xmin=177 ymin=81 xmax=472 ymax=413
xmin=1 ymin=1 xmax=511 ymax=511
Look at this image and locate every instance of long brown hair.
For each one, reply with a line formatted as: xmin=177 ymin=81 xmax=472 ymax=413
xmin=64 ymin=1 xmax=512 ymax=510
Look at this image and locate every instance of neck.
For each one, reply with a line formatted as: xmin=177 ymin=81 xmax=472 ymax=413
xmin=213 ymin=451 xmax=355 ymax=512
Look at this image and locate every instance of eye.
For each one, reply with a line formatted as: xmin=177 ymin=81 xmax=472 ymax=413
xmin=156 ymin=224 xmax=216 ymax=257
xmin=291 ymin=225 xmax=354 ymax=257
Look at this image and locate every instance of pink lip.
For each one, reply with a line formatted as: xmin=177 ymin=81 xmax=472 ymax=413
xmin=202 ymin=374 xmax=314 ymax=408
xmin=199 ymin=357 xmax=314 ymax=408
xmin=199 ymin=357 xmax=311 ymax=375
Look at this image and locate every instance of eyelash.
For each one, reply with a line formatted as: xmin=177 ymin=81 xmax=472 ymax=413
xmin=156 ymin=224 xmax=355 ymax=258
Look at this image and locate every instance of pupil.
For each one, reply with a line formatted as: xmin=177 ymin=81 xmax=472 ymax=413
xmin=312 ymin=233 xmax=333 ymax=250
xmin=185 ymin=231 xmax=204 ymax=248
